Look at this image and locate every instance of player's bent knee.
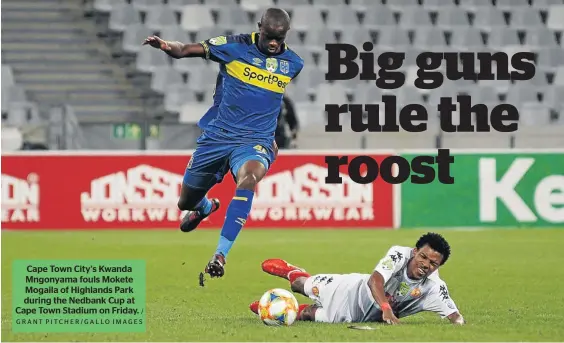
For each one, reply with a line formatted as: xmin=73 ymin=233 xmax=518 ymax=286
xmin=177 ymin=192 xmax=195 ymax=211
xmin=236 ymin=173 xmax=258 ymax=190
xmin=178 ymin=184 xmax=208 ymax=211
xmin=235 ymin=160 xmax=267 ymax=190
xmin=177 ymin=197 xmax=193 ymax=211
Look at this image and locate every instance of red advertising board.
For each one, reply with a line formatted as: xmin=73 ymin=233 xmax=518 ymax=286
xmin=1 ymin=151 xmax=394 ymax=230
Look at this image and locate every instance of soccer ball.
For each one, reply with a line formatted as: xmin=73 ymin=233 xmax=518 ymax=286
xmin=258 ymin=288 xmax=299 ymax=326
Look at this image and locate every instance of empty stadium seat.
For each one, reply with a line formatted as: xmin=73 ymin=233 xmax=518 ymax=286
xmin=145 ymin=6 xmax=180 ymax=32
xmin=459 ymin=0 xmax=495 ymax=11
xmin=312 ymin=0 xmax=347 ymax=8
xmin=93 ymin=0 xmax=124 ymax=13
xmin=510 ymin=8 xmax=545 ymax=30
xmin=167 ymin=0 xmax=201 ymax=12
xmin=487 ymin=28 xmax=520 ymax=48
xmin=525 ymin=28 xmax=559 ymax=48
xmin=532 ymin=0 xmax=563 ymax=10
xmin=422 ymin=0 xmax=455 ymax=10
xmin=518 ymin=102 xmax=553 ymax=126
xmin=543 ymin=85 xmax=564 ymax=109
xmin=386 ymin=0 xmax=420 ymax=12
xmin=363 ymin=5 xmax=396 ymax=29
xmin=277 ymin=0 xmax=310 ymax=7
xmin=173 ymin=55 xmax=210 ymax=73
xmin=289 ymin=6 xmax=324 ymax=31
xmin=150 ymin=66 xmax=185 ymax=94
xmin=131 ymin=0 xmax=154 ymax=13
xmin=202 ymin=0 xmax=238 ymax=9
xmin=441 ymin=132 xmax=513 ymax=148
xmin=514 ymin=126 xmax=564 ymax=148
xmin=536 ymin=47 xmax=564 ymax=73
xmin=135 ymin=48 xmax=171 ymax=73
xmin=121 ymin=24 xmax=154 ymax=54
xmin=366 ymin=130 xmax=440 ymax=149
xmin=473 ymin=7 xmax=507 ymax=31
xmin=399 ymin=7 xmax=433 ymax=30
xmin=303 ymin=29 xmax=338 ymax=52
xmin=108 ymin=4 xmax=142 ymax=33
xmin=339 ymin=27 xmax=372 ymax=48
xmin=436 ymin=8 xmax=471 ymax=29
xmin=377 ymin=27 xmax=411 ymax=50
xmin=2 ymin=65 xmax=15 ymax=87
xmin=1 ymin=126 xmax=24 ymax=152
xmin=216 ymin=7 xmax=252 ymax=27
xmin=451 ymin=28 xmax=485 ymax=51
xmin=324 ymin=6 xmax=360 ymax=31
xmin=180 ymin=5 xmax=215 ymax=31
xmin=546 ymin=4 xmax=564 ymax=30
xmin=164 ymin=86 xmax=197 ymax=113
xmin=496 ymin=0 xmax=530 ymax=10
xmin=413 ymin=27 xmax=447 ymax=50
xmin=239 ymin=0 xmax=275 ymax=12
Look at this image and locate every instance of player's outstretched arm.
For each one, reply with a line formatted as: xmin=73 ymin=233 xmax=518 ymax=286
xmin=142 ymin=35 xmax=205 ymax=59
xmin=447 ymin=312 xmax=465 ymax=325
xmin=368 ymin=271 xmax=400 ymax=325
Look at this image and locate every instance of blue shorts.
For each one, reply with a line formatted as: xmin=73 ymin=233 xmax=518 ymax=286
xmin=183 ymin=130 xmax=276 ymax=190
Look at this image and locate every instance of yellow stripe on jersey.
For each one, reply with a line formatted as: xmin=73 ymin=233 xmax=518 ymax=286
xmin=226 ymin=60 xmax=292 ymax=93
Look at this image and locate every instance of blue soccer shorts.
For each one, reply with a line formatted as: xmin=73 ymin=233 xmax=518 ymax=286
xmin=182 ymin=131 xmax=275 ymax=191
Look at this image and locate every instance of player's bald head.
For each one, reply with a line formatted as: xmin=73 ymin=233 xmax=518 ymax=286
xmin=256 ymin=8 xmax=290 ymax=54
xmin=259 ymin=8 xmax=290 ymax=31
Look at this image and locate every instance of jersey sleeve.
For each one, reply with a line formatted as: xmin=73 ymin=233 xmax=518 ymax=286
xmin=291 ymin=57 xmax=304 ymax=80
xmin=199 ymin=35 xmax=244 ymax=64
xmin=374 ymin=246 xmax=409 ymax=283
xmin=422 ymin=282 xmax=459 ymax=318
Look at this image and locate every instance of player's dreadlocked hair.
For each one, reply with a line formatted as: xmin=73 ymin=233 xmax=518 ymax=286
xmin=415 ymin=232 xmax=451 ymax=265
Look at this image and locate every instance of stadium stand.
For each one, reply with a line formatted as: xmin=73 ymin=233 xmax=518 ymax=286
xmin=2 ymin=0 xmax=563 ymax=150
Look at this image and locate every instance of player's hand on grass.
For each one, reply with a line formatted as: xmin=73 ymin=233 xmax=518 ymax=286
xmin=142 ymin=35 xmax=171 ymax=51
xmin=382 ymin=309 xmax=400 ymax=325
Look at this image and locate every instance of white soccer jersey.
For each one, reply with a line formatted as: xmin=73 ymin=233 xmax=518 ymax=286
xmin=304 ymin=245 xmax=460 ymax=323
xmin=368 ymin=245 xmax=459 ymax=320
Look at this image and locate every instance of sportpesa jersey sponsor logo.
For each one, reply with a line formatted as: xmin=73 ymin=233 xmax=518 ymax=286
xmin=226 ymin=60 xmax=292 ymax=93
xmin=243 ymin=67 xmax=288 ymax=89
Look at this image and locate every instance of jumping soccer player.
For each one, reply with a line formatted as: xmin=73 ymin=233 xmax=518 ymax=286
xmin=250 ymin=233 xmax=466 ymax=325
xmin=142 ymin=8 xmax=303 ymax=284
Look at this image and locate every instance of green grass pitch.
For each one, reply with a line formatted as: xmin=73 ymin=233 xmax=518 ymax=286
xmin=2 ymin=228 xmax=564 ymax=342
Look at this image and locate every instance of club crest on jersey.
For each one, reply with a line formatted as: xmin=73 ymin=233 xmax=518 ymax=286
xmin=398 ymin=282 xmax=410 ymax=297
xmin=312 ymin=286 xmax=319 ymax=296
xmin=209 ymin=36 xmax=227 ymax=46
xmin=280 ymin=60 xmax=289 ymax=74
xmin=266 ymin=58 xmax=278 ymax=73
xmin=410 ymin=288 xmax=421 ymax=298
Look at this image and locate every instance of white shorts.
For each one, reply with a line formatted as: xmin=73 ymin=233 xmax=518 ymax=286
xmin=303 ymin=273 xmax=371 ymax=323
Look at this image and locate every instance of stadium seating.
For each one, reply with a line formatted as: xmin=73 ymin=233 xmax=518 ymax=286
xmin=2 ymin=0 xmax=564 ymax=149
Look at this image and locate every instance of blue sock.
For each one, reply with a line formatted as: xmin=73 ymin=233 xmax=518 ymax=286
xmin=215 ymin=189 xmax=254 ymax=258
xmin=194 ymin=197 xmax=212 ymax=216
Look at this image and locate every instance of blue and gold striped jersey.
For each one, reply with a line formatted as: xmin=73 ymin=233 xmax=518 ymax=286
xmin=197 ymin=32 xmax=304 ymax=142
